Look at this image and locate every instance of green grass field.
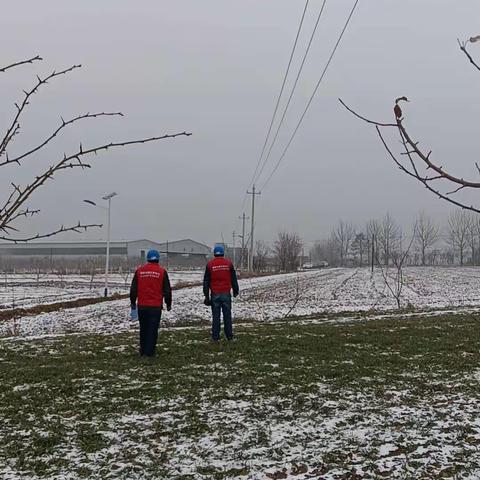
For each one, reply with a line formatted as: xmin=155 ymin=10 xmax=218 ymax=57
xmin=2 ymin=314 xmax=480 ymax=479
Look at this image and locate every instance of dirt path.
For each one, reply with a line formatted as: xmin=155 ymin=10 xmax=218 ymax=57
xmin=0 ymin=281 xmax=203 ymax=323
xmin=0 ymin=272 xmax=281 ymax=323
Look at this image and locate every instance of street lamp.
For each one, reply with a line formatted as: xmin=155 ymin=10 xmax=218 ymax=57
xmin=83 ymin=191 xmax=117 ymax=297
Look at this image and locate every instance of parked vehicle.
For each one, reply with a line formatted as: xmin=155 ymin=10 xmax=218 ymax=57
xmin=302 ymin=261 xmax=329 ymax=270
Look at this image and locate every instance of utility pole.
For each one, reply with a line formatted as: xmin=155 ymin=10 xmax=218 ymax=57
xmin=238 ymin=213 xmax=249 ymax=271
xmin=232 ymin=230 xmax=237 ymax=268
xmin=371 ymin=234 xmax=375 ymax=273
xmin=247 ymin=185 xmax=261 ymax=272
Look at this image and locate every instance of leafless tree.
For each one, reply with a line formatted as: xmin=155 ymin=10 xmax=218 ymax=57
xmin=351 ymin=232 xmax=367 ymax=266
xmin=377 ymin=225 xmax=417 ymax=309
xmin=340 ymin=35 xmax=480 ymax=215
xmin=0 ymin=56 xmax=191 ymax=243
xmin=447 ymin=210 xmax=470 ymax=266
xmin=332 ymin=221 xmax=355 ymax=266
xmin=470 ymin=214 xmax=480 ymax=265
xmin=273 ymin=231 xmax=302 ymax=272
xmin=253 ymin=240 xmax=270 ymax=272
xmin=414 ymin=212 xmax=439 ymax=266
xmin=378 ymin=213 xmax=401 ymax=266
xmin=283 ymin=274 xmax=302 ymax=319
xmin=84 ymin=256 xmax=104 ymax=289
xmin=366 ymin=219 xmax=381 ymax=266
xmin=119 ymin=263 xmax=132 ymax=289
xmin=310 ymin=237 xmax=339 ymax=267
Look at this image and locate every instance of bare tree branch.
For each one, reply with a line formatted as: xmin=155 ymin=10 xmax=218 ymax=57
xmin=458 ymin=38 xmax=480 ymax=72
xmin=5 ymin=208 xmax=41 ymax=225
xmin=375 ymin=125 xmax=480 ymax=214
xmin=341 ymin=34 xmax=480 ymax=215
xmin=396 ymin=119 xmax=480 ymax=188
xmin=0 ymin=131 xmax=191 ymax=232
xmin=0 ymin=64 xmax=82 ymax=157
xmin=0 ymin=55 xmax=42 ymax=73
xmin=0 ymin=222 xmax=102 ymax=243
xmin=1 ymin=56 xmax=191 ymax=243
xmin=1 ymin=112 xmax=123 ymax=167
xmin=338 ymin=98 xmax=397 ymax=127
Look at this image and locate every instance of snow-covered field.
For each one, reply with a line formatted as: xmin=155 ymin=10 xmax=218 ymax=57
xmin=0 ymin=270 xmax=203 ymax=309
xmin=3 ymin=270 xmax=480 ymax=478
xmin=2 ymin=317 xmax=480 ymax=479
xmin=2 ymin=266 xmax=480 ymax=338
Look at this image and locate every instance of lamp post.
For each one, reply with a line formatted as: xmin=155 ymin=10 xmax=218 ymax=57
xmin=83 ymin=191 xmax=117 ymax=297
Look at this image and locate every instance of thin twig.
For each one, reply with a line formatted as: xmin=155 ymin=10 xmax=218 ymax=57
xmin=0 ymin=56 xmax=42 ymax=73
xmin=376 ymin=126 xmax=480 ymax=214
xmin=0 ymin=131 xmax=192 ymax=231
xmin=0 ymin=64 xmax=82 ymax=157
xmin=0 ymin=222 xmax=102 ymax=243
xmin=458 ymin=38 xmax=480 ymax=72
xmin=1 ymin=112 xmax=123 ymax=167
xmin=338 ymin=98 xmax=397 ymax=127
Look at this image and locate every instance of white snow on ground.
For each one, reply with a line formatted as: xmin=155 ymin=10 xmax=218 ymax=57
xmin=0 ymin=270 xmax=203 ymax=309
xmin=63 ymin=387 xmax=480 ymax=479
xmin=2 ymin=363 xmax=480 ymax=479
xmin=2 ymin=266 xmax=480 ymax=338
xmin=2 ymin=270 xmax=480 ymax=478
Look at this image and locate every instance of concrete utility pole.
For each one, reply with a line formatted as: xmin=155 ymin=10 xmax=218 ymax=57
xmin=238 ymin=213 xmax=249 ymax=271
xmin=166 ymin=240 xmax=169 ymax=269
xmin=232 ymin=230 xmax=237 ymax=268
xmin=371 ymin=234 xmax=375 ymax=273
xmin=247 ymin=185 xmax=261 ymax=272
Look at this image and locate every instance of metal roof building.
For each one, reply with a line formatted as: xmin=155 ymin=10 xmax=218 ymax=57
xmin=0 ymin=239 xmax=211 ymax=265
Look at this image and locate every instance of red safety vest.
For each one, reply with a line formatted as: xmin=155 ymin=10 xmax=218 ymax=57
xmin=207 ymin=257 xmax=233 ymax=294
xmin=136 ymin=262 xmax=166 ymax=307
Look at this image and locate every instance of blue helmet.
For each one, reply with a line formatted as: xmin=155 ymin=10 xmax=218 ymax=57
xmin=213 ymin=244 xmax=225 ymax=257
xmin=147 ymin=249 xmax=160 ymax=262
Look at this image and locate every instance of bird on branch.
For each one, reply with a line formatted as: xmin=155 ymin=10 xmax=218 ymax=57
xmin=394 ymin=96 xmax=409 ymax=120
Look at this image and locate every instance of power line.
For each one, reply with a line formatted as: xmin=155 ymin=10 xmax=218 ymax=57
xmin=243 ymin=0 xmax=310 ymax=210
xmin=254 ymin=0 xmax=328 ymax=186
xmin=248 ymin=0 xmax=309 ymax=190
xmin=261 ymin=0 xmax=361 ymax=191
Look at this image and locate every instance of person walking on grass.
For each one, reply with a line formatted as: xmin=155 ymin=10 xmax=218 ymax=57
xmin=130 ymin=249 xmax=172 ymax=357
xmin=203 ymin=244 xmax=239 ymax=342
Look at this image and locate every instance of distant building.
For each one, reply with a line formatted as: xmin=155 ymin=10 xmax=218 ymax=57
xmin=216 ymin=243 xmax=247 ymax=269
xmin=0 ymin=238 xmax=211 ymax=270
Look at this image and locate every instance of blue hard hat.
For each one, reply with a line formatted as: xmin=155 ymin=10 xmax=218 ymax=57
xmin=213 ymin=244 xmax=225 ymax=257
xmin=147 ymin=249 xmax=160 ymax=262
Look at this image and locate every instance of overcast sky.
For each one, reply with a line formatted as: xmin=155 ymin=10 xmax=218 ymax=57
xmin=1 ymin=1 xmax=480 ymax=248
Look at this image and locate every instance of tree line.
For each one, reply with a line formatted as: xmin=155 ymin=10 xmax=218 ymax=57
xmin=311 ymin=211 xmax=480 ymax=268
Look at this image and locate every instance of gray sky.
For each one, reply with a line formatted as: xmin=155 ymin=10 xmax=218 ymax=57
xmin=1 ymin=0 xmax=480 ymax=248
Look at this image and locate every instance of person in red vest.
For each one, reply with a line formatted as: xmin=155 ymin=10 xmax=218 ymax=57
xmin=203 ymin=244 xmax=239 ymax=341
xmin=130 ymin=249 xmax=172 ymax=356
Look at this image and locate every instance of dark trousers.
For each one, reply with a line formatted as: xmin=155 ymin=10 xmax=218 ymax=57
xmin=138 ymin=308 xmax=161 ymax=357
xmin=211 ymin=293 xmax=233 ymax=341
